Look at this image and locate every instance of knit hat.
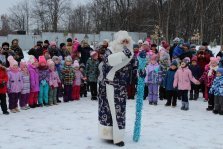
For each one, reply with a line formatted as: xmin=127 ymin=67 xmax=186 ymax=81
xmin=37 ymin=41 xmax=43 ymax=46
xmin=7 ymin=56 xmax=18 ymax=67
xmin=80 ymin=63 xmax=85 ymax=69
xmin=171 ymin=60 xmax=178 ymax=67
xmin=28 ymin=55 xmax=38 ymax=64
xmin=20 ymin=60 xmax=27 ymax=69
xmin=138 ymin=40 xmax=143 ymax=44
xmin=210 ymin=57 xmax=220 ymax=64
xmin=182 ymin=42 xmax=190 ymax=49
xmin=151 ymin=43 xmax=157 ymax=47
xmin=182 ymin=57 xmax=190 ymax=65
xmin=173 ymin=37 xmax=180 ymax=43
xmin=38 ymin=56 xmax=47 ymax=65
xmin=73 ymin=38 xmax=79 ymax=43
xmin=190 ymin=44 xmax=196 ymax=48
xmin=217 ymin=68 xmax=223 ymax=75
xmin=191 ymin=56 xmax=198 ymax=62
xmin=60 ymin=43 xmax=66 ymax=48
xmin=50 ymin=41 xmax=57 ymax=47
xmin=142 ymin=41 xmax=150 ymax=47
xmin=67 ymin=38 xmax=72 ymax=42
xmin=2 ymin=42 xmax=9 ymax=47
xmin=73 ymin=60 xmax=79 ymax=68
xmin=90 ymin=51 xmax=97 ymax=56
xmin=133 ymin=44 xmax=139 ymax=49
xmin=52 ymin=56 xmax=60 ymax=62
xmin=65 ymin=56 xmax=72 ymax=62
xmin=44 ymin=40 xmax=49 ymax=44
xmin=47 ymin=59 xmax=55 ymax=67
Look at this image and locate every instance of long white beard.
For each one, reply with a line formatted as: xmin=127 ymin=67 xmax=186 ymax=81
xmin=109 ymin=40 xmax=133 ymax=54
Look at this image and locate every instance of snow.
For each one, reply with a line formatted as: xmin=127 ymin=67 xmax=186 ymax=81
xmin=0 ymin=95 xmax=222 ymax=149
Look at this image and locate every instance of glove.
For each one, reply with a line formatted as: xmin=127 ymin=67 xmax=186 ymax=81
xmin=139 ymin=69 xmax=146 ymax=78
xmin=139 ymin=51 xmax=146 ymax=59
xmin=123 ymin=46 xmax=132 ymax=58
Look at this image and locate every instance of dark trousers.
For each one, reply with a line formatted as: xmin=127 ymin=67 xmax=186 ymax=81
xmin=20 ymin=93 xmax=30 ymax=107
xmin=8 ymin=93 xmax=21 ymax=110
xmin=159 ymin=86 xmax=166 ymax=100
xmin=166 ymin=90 xmax=177 ymax=106
xmin=144 ymin=85 xmax=148 ymax=100
xmin=127 ymin=83 xmax=136 ymax=99
xmin=179 ymin=90 xmax=189 ymax=102
xmin=208 ymin=88 xmax=214 ymax=109
xmin=57 ymin=84 xmax=63 ymax=100
xmin=0 ymin=94 xmax=8 ymax=112
xmin=64 ymin=85 xmax=72 ymax=102
xmin=190 ymin=84 xmax=199 ymax=100
xmin=214 ymin=96 xmax=223 ymax=112
xmin=80 ymin=83 xmax=87 ymax=97
xmin=89 ymin=82 xmax=97 ymax=98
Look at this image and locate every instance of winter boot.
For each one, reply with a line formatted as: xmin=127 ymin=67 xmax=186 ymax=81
xmin=3 ymin=111 xmax=9 ymax=115
xmin=189 ymin=93 xmax=193 ymax=100
xmin=149 ymin=102 xmax=153 ymax=105
xmin=184 ymin=102 xmax=189 ymax=111
xmin=213 ymin=110 xmax=219 ymax=114
xmin=181 ymin=102 xmax=185 ymax=110
xmin=206 ymin=106 xmax=214 ymax=111
xmin=115 ymin=141 xmax=125 ymax=147
xmin=219 ymin=111 xmax=223 ymax=115
xmin=194 ymin=94 xmax=199 ymax=100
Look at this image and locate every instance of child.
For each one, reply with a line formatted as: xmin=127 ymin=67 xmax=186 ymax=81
xmin=28 ymin=55 xmax=39 ymax=108
xmin=164 ymin=60 xmax=178 ymax=107
xmin=0 ymin=60 xmax=9 ymax=115
xmin=145 ymin=55 xmax=162 ymax=105
xmin=61 ymin=56 xmax=75 ymax=102
xmin=48 ymin=59 xmax=61 ymax=105
xmin=189 ymin=56 xmax=202 ymax=100
xmin=52 ymin=56 xmax=62 ymax=103
xmin=20 ymin=60 xmax=30 ymax=110
xmin=173 ymin=57 xmax=199 ymax=110
xmin=72 ymin=60 xmax=84 ymax=100
xmin=80 ymin=64 xmax=87 ymax=97
xmin=86 ymin=51 xmax=99 ymax=100
xmin=38 ymin=56 xmax=50 ymax=107
xmin=7 ymin=56 xmax=23 ymax=113
xmin=209 ymin=68 xmax=223 ymax=115
xmin=199 ymin=57 xmax=219 ymax=111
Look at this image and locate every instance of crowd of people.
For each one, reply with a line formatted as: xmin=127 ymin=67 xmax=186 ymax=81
xmin=0 ymin=35 xmax=223 ymax=117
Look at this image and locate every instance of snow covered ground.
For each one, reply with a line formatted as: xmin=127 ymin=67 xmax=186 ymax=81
xmin=0 ymin=95 xmax=222 ymax=149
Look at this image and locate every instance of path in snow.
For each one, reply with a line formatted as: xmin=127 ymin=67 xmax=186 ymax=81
xmin=0 ymin=96 xmax=222 ymax=149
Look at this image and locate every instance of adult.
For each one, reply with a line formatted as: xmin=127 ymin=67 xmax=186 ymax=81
xmin=71 ymin=38 xmax=80 ymax=61
xmin=190 ymin=44 xmax=197 ymax=56
xmin=0 ymin=42 xmax=15 ymax=67
xmin=48 ymin=41 xmax=61 ymax=58
xmin=98 ymin=31 xmax=133 ymax=147
xmin=202 ymin=41 xmax=213 ymax=57
xmin=43 ymin=40 xmax=50 ymax=51
xmin=59 ymin=43 xmax=70 ymax=60
xmin=78 ymin=40 xmax=92 ymax=65
xmin=197 ymin=46 xmax=211 ymax=73
xmin=28 ymin=41 xmax=44 ymax=59
xmin=138 ymin=39 xmax=143 ymax=49
xmin=217 ymin=45 xmax=223 ymax=67
xmin=11 ymin=39 xmax=24 ymax=63
xmin=172 ymin=38 xmax=184 ymax=60
xmin=169 ymin=37 xmax=180 ymax=60
xmin=66 ymin=38 xmax=73 ymax=54
xmin=178 ymin=42 xmax=193 ymax=60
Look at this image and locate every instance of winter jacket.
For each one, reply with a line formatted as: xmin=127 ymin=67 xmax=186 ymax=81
xmin=196 ymin=50 xmax=211 ymax=73
xmin=159 ymin=48 xmax=171 ymax=72
xmin=164 ymin=68 xmax=177 ymax=91
xmin=173 ymin=45 xmax=184 ymax=58
xmin=21 ymin=72 xmax=30 ymax=94
xmin=145 ymin=63 xmax=162 ymax=84
xmin=28 ymin=64 xmax=39 ymax=92
xmin=48 ymin=48 xmax=61 ymax=58
xmin=59 ymin=49 xmax=70 ymax=60
xmin=7 ymin=69 xmax=23 ymax=93
xmin=199 ymin=64 xmax=217 ymax=88
xmin=61 ymin=65 xmax=75 ymax=85
xmin=127 ymin=56 xmax=138 ymax=84
xmin=28 ymin=47 xmax=44 ymax=59
xmin=0 ymin=66 xmax=8 ymax=94
xmin=38 ymin=66 xmax=50 ymax=83
xmin=209 ymin=77 xmax=222 ymax=96
xmin=55 ymin=63 xmax=62 ymax=79
xmin=11 ymin=46 xmax=24 ymax=63
xmin=173 ymin=67 xmax=197 ymax=90
xmin=86 ymin=58 xmax=99 ymax=82
xmin=49 ymin=70 xmax=61 ymax=88
xmin=78 ymin=45 xmax=92 ymax=65
xmin=73 ymin=70 xmax=83 ymax=86
xmin=189 ymin=64 xmax=202 ymax=84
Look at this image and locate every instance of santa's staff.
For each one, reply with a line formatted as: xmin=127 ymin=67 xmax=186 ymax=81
xmin=133 ymin=50 xmax=147 ymax=142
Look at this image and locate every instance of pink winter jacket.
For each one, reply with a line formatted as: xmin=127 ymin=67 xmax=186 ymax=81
xmin=173 ymin=67 xmax=198 ymax=90
xmin=49 ymin=70 xmax=61 ymax=88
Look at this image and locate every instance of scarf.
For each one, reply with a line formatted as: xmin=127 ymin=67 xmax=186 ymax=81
xmin=208 ymin=65 xmax=218 ymax=76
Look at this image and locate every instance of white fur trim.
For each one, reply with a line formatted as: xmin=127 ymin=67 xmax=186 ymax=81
xmin=98 ymin=124 xmax=113 ymax=140
xmin=108 ymin=52 xmax=125 ymax=67
xmin=106 ymin=84 xmax=125 ymax=144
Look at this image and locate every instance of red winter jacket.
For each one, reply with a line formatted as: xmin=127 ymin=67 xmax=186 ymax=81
xmin=197 ymin=50 xmax=211 ymax=73
xmin=0 ymin=66 xmax=8 ymax=94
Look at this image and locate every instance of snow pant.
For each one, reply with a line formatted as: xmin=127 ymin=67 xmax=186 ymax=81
xmin=63 ymin=85 xmax=72 ymax=102
xmin=38 ymin=83 xmax=49 ymax=105
xmin=208 ymin=87 xmax=214 ymax=110
xmin=148 ymin=84 xmax=158 ymax=103
xmin=144 ymin=84 xmax=148 ymax=100
xmin=204 ymin=86 xmax=209 ymax=101
xmin=190 ymin=84 xmax=199 ymax=100
xmin=179 ymin=90 xmax=189 ymax=109
xmin=8 ymin=93 xmax=20 ymax=110
xmin=80 ymin=83 xmax=87 ymax=97
xmin=214 ymin=96 xmax=223 ymax=112
xmin=89 ymin=82 xmax=97 ymax=99
xmin=127 ymin=83 xmax=136 ymax=99
xmin=56 ymin=84 xmax=63 ymax=100
xmin=20 ymin=93 xmax=30 ymax=107
xmin=0 ymin=94 xmax=8 ymax=113
xmin=72 ymin=85 xmax=80 ymax=100
xmin=166 ymin=90 xmax=177 ymax=106
xmin=49 ymin=87 xmax=57 ymax=105
xmin=159 ymin=86 xmax=166 ymax=100
xmin=29 ymin=92 xmax=38 ymax=106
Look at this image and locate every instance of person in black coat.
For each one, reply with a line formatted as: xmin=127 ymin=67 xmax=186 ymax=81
xmin=11 ymin=39 xmax=24 ymax=63
xmin=0 ymin=42 xmax=15 ymax=67
xmin=48 ymin=41 xmax=61 ymax=58
xmin=28 ymin=41 xmax=44 ymax=59
xmin=78 ymin=40 xmax=92 ymax=65
xmin=189 ymin=56 xmax=202 ymax=100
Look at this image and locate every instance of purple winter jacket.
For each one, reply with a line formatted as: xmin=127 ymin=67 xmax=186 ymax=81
xmin=7 ymin=69 xmax=24 ymax=93
xmin=145 ymin=63 xmax=162 ymax=84
xmin=49 ymin=70 xmax=61 ymax=88
xmin=28 ymin=64 xmax=39 ymax=92
xmin=73 ymin=70 xmax=84 ymax=86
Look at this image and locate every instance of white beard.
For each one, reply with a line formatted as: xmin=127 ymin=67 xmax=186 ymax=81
xmin=109 ymin=40 xmax=133 ymax=54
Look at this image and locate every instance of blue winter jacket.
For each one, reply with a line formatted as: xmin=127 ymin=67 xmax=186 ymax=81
xmin=209 ymin=76 xmax=223 ymax=96
xmin=173 ymin=46 xmax=184 ymax=58
xmin=164 ymin=68 xmax=177 ymax=91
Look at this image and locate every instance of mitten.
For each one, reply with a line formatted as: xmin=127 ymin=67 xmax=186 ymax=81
xmin=139 ymin=51 xmax=146 ymax=59
xmin=139 ymin=69 xmax=146 ymax=78
xmin=123 ymin=46 xmax=132 ymax=58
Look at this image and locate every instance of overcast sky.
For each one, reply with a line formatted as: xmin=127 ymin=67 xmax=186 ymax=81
xmin=0 ymin=0 xmax=91 ymax=15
